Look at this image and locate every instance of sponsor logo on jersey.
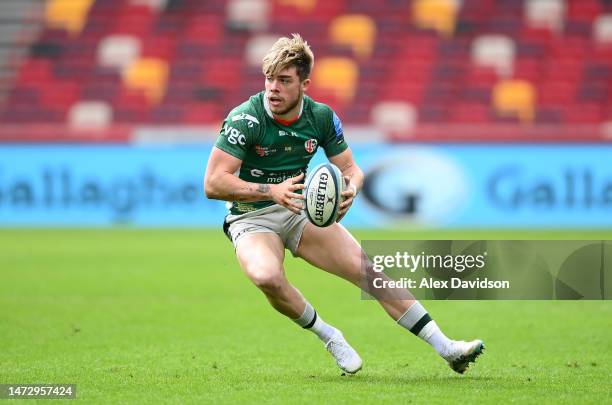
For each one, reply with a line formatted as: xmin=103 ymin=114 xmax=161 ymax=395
xmin=284 ymin=146 xmax=292 ymax=152
xmin=266 ymin=170 xmax=304 ymax=184
xmin=250 ymin=169 xmax=264 ymax=177
xmin=278 ymin=130 xmax=299 ymax=137
xmin=223 ymin=124 xmax=246 ymax=146
xmin=304 ymin=139 xmax=318 ymax=153
xmin=231 ymin=113 xmax=260 ymax=128
xmin=254 ymin=145 xmax=277 ymax=157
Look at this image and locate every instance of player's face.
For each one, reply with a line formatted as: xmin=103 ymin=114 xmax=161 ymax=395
xmin=265 ymin=66 xmax=310 ymax=119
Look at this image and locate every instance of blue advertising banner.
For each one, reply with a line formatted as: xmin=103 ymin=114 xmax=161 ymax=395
xmin=0 ymin=146 xmax=225 ymax=226
xmin=337 ymin=144 xmax=612 ymax=228
xmin=0 ymin=144 xmax=610 ymax=228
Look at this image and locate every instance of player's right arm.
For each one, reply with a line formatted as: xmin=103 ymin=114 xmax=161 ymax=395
xmin=204 ymin=147 xmax=305 ymax=214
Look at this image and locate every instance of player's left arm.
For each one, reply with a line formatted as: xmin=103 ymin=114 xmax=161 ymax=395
xmin=329 ymin=147 xmax=363 ymax=222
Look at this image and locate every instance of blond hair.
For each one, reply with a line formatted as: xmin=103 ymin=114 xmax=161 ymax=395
xmin=262 ymin=34 xmax=314 ymax=81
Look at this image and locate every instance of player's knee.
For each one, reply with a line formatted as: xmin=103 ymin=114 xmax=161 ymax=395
xmin=247 ymin=266 xmax=285 ymax=293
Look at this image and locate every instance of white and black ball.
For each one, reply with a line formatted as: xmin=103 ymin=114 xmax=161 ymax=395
xmin=304 ymin=163 xmax=344 ymax=227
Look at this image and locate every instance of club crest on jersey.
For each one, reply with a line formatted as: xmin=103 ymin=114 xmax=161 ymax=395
xmin=304 ymin=139 xmax=318 ymax=153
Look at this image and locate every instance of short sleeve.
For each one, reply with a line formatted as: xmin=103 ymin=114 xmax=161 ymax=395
xmin=214 ymin=112 xmax=258 ymax=160
xmin=322 ymin=110 xmax=349 ymax=158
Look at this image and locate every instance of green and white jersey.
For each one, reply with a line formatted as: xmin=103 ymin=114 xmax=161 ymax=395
xmin=214 ymin=91 xmax=349 ymax=215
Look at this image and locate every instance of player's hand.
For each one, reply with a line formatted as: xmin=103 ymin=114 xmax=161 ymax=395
xmin=270 ymin=172 xmax=305 ymax=214
xmin=337 ymin=176 xmax=357 ymax=222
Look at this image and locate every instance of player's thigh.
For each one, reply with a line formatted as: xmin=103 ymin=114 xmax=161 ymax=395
xmin=296 ymin=222 xmax=363 ymax=285
xmin=235 ymin=231 xmax=286 ymax=288
xmin=297 ymin=223 xmax=414 ymax=305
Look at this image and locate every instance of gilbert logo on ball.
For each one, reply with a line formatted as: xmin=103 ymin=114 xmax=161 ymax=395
xmin=304 ymin=163 xmax=343 ymax=227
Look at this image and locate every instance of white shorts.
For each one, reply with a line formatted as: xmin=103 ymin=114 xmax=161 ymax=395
xmin=223 ymin=204 xmax=309 ymax=256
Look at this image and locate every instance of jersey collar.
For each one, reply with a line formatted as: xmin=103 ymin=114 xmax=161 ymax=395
xmin=263 ymin=94 xmax=303 ymax=126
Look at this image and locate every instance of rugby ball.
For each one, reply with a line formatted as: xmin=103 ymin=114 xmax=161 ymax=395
xmin=304 ymin=163 xmax=344 ymax=227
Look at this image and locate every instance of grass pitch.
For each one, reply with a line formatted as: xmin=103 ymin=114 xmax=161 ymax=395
xmin=1 ymin=229 xmax=611 ymax=404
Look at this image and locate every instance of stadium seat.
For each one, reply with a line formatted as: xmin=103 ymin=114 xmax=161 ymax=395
xmin=311 ymin=57 xmax=358 ymax=104
xmin=129 ymin=0 xmax=168 ymax=11
xmin=492 ymin=79 xmax=536 ymax=122
xmin=113 ymin=4 xmax=156 ymax=36
xmin=370 ymin=101 xmax=417 ymax=135
xmin=68 ymin=101 xmax=113 ymax=129
xmin=525 ymin=0 xmax=566 ymax=32
xmin=412 ymin=0 xmax=458 ymax=37
xmin=45 ymin=0 xmax=95 ymax=35
xmin=472 ymin=35 xmax=516 ymax=78
xmin=226 ymin=0 xmax=270 ymax=31
xmin=567 ymin=0 xmax=602 ymax=23
xmin=97 ymin=35 xmax=142 ymax=72
xmin=0 ymin=0 xmax=43 ymax=21
xmin=593 ymin=15 xmax=612 ymax=44
xmin=275 ymin=0 xmax=317 ymax=13
xmin=245 ymin=35 xmax=279 ymax=68
xmin=602 ymin=121 xmax=612 ymax=139
xmin=329 ymin=14 xmax=376 ymax=60
xmin=123 ymin=58 xmax=169 ymax=104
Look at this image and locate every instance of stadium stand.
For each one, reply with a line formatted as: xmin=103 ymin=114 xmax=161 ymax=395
xmin=45 ymin=0 xmax=95 ymax=35
xmin=525 ymin=0 xmax=566 ymax=32
xmin=328 ymin=14 xmax=377 ymax=60
xmin=311 ymin=56 xmax=359 ymax=105
xmin=371 ymin=101 xmax=418 ymax=136
xmin=123 ymin=57 xmax=169 ymax=104
xmin=0 ymin=0 xmax=611 ymax=142
xmin=97 ymin=35 xmax=141 ymax=70
xmin=226 ymin=0 xmax=270 ymax=31
xmin=594 ymin=14 xmax=612 ymax=43
xmin=471 ymin=35 xmax=516 ymax=78
xmin=245 ymin=34 xmax=279 ymax=67
xmin=276 ymin=0 xmax=317 ymax=13
xmin=493 ymin=79 xmax=536 ymax=122
xmin=68 ymin=100 xmax=113 ymax=129
xmin=412 ymin=0 xmax=459 ymax=37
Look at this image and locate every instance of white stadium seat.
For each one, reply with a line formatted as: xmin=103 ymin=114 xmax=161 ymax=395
xmin=471 ymin=34 xmax=516 ymax=78
xmin=68 ymin=101 xmax=113 ymax=129
xmin=128 ymin=0 xmax=168 ymax=10
xmin=226 ymin=0 xmax=269 ymax=31
xmin=371 ymin=101 xmax=417 ymax=135
xmin=97 ymin=35 xmax=141 ymax=71
xmin=594 ymin=14 xmax=612 ymax=45
xmin=245 ymin=34 xmax=279 ymax=68
xmin=525 ymin=0 xmax=566 ymax=32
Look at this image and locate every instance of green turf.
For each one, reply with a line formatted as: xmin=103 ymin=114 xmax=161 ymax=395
xmin=1 ymin=229 xmax=611 ymax=404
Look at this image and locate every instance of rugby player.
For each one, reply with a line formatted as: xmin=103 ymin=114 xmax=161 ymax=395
xmin=204 ymin=34 xmax=484 ymax=374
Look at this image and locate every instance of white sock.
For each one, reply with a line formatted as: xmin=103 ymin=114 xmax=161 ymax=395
xmin=397 ymin=301 xmax=454 ymax=357
xmin=419 ymin=321 xmax=454 ymax=358
xmin=293 ymin=302 xmax=337 ymax=343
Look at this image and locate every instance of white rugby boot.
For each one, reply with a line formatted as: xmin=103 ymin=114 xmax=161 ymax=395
xmin=324 ymin=331 xmax=363 ymax=374
xmin=443 ymin=339 xmax=485 ymax=374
